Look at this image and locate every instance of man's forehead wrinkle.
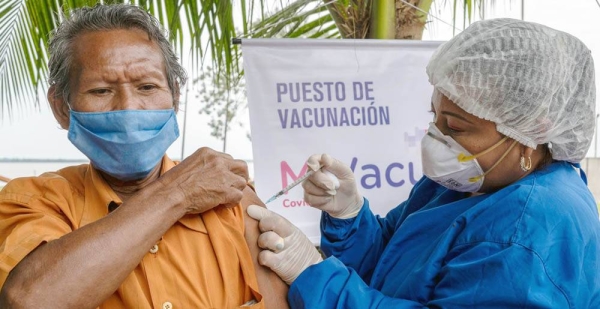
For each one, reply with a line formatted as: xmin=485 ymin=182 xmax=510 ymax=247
xmin=119 ymin=63 xmax=164 ymax=81
xmin=72 ymin=29 xmax=163 ymax=65
xmin=82 ymin=59 xmax=163 ymax=83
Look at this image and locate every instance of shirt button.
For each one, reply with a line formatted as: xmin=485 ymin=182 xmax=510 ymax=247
xmin=162 ymin=301 xmax=173 ymax=309
xmin=149 ymin=244 xmax=159 ymax=254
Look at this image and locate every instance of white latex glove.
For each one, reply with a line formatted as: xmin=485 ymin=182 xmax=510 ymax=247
xmin=302 ymin=153 xmax=363 ymax=219
xmin=247 ymin=205 xmax=323 ymax=285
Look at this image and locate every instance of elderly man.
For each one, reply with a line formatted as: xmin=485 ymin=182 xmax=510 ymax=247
xmin=0 ymin=4 xmax=287 ymax=309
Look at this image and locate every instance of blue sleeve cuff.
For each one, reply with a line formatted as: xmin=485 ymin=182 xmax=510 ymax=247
xmin=320 ymin=197 xmax=370 ymax=242
xmin=289 ymin=257 xmax=353 ymax=309
xmin=290 ymin=257 xmax=421 ymax=309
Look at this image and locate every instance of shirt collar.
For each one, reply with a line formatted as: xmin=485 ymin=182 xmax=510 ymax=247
xmin=80 ymin=156 xmax=175 ymax=226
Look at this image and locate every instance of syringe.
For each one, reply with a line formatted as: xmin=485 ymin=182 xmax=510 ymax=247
xmin=264 ymin=166 xmax=339 ymax=204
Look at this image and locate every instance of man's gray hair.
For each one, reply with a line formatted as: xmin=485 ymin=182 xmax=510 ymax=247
xmin=47 ymin=3 xmax=187 ymax=108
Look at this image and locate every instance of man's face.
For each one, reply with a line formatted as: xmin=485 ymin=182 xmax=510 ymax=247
xmin=67 ymin=28 xmax=174 ymax=113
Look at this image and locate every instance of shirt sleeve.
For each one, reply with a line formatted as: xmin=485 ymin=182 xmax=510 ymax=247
xmin=289 ymin=257 xmax=424 ymax=309
xmin=289 ymin=242 xmax=568 ymax=309
xmin=0 ymin=177 xmax=75 ymax=286
xmin=319 ymin=178 xmax=429 ymax=284
xmin=429 ymin=241 xmax=568 ymax=308
xmin=319 ymin=199 xmax=389 ymax=284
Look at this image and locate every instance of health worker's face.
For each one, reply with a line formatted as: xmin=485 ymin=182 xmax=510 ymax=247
xmin=431 ymin=94 xmax=525 ymax=193
xmin=50 ymin=28 xmax=175 ymax=128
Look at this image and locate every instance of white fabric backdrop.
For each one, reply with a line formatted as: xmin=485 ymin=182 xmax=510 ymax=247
xmin=242 ymin=39 xmax=442 ymax=243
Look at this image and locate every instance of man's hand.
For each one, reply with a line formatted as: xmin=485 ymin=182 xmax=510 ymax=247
xmin=160 ymin=147 xmax=249 ymax=214
xmin=247 ymin=205 xmax=323 ymax=285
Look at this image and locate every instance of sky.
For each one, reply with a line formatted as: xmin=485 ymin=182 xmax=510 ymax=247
xmin=1 ymin=0 xmax=599 ymax=165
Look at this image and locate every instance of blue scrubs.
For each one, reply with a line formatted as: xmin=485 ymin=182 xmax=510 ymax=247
xmin=290 ymin=162 xmax=600 ymax=308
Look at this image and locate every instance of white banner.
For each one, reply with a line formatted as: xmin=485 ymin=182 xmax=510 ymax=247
xmin=242 ymin=39 xmax=442 ymax=243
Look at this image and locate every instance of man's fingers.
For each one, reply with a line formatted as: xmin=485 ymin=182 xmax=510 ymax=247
xmin=214 ymin=187 xmax=244 ymax=209
xmin=206 ymin=147 xmax=234 ymax=160
xmin=195 ymin=147 xmax=248 ymax=180
xmin=221 ymin=202 xmax=239 ymax=209
xmin=230 ymin=159 xmax=250 ymax=181
xmin=220 ymin=181 xmax=245 ymax=203
xmin=168 ymin=146 xmax=255 ymax=214
xmin=231 ymin=174 xmax=249 ymax=191
xmin=194 ymin=147 xmax=232 ymax=161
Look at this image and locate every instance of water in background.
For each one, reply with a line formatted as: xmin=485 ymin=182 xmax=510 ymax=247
xmin=0 ymin=160 xmax=255 ymax=182
xmin=0 ymin=161 xmax=88 ymax=179
xmin=2 ymin=159 xmax=598 ymax=207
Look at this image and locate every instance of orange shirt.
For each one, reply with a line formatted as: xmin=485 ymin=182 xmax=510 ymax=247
xmin=0 ymin=156 xmax=264 ymax=308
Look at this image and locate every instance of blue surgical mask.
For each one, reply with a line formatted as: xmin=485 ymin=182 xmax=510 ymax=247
xmin=68 ymin=109 xmax=180 ymax=181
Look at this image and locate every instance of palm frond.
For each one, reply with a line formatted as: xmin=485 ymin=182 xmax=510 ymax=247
xmin=0 ymin=0 xmax=44 ymax=119
xmin=249 ymin=0 xmax=338 ymax=39
xmin=443 ymin=0 xmax=492 ymax=35
xmin=0 ymin=0 xmax=250 ymax=120
xmin=0 ymin=0 xmax=512 ymax=121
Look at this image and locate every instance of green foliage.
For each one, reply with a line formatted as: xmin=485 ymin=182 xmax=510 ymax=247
xmin=195 ymin=67 xmax=246 ymax=152
xmin=0 ymin=0 xmax=251 ymax=120
xmin=1 ymin=0 xmax=505 ymax=124
xmin=249 ymin=0 xmax=339 ymax=39
xmin=247 ymin=0 xmax=496 ymax=40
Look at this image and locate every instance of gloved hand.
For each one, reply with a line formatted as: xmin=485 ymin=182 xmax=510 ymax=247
xmin=247 ymin=205 xmax=323 ymax=285
xmin=302 ymin=153 xmax=363 ymax=219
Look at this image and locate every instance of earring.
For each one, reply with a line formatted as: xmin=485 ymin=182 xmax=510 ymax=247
xmin=520 ymin=156 xmax=532 ymax=172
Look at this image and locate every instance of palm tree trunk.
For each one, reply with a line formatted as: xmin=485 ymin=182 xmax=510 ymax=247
xmin=366 ymin=0 xmax=436 ymax=40
xmin=394 ymin=0 xmax=433 ymax=40
xmin=370 ymin=0 xmax=396 ymax=39
xmin=325 ymin=0 xmax=373 ymax=39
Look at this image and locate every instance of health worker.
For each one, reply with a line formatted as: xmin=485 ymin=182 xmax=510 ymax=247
xmin=247 ymin=18 xmax=600 ymax=308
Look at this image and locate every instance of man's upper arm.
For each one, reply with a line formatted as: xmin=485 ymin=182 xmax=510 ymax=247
xmin=241 ymin=186 xmax=290 ymax=309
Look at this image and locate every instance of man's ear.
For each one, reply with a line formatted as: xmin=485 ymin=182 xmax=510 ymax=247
xmin=48 ymin=86 xmax=70 ymax=130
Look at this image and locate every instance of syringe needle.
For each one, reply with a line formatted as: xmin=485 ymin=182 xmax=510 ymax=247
xmin=264 ymin=167 xmax=320 ymax=204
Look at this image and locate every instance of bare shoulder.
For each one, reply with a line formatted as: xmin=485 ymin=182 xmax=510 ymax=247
xmin=240 ymin=186 xmax=290 ymax=309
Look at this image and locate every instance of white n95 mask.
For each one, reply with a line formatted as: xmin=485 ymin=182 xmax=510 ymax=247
xmin=421 ymin=122 xmax=514 ymax=192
